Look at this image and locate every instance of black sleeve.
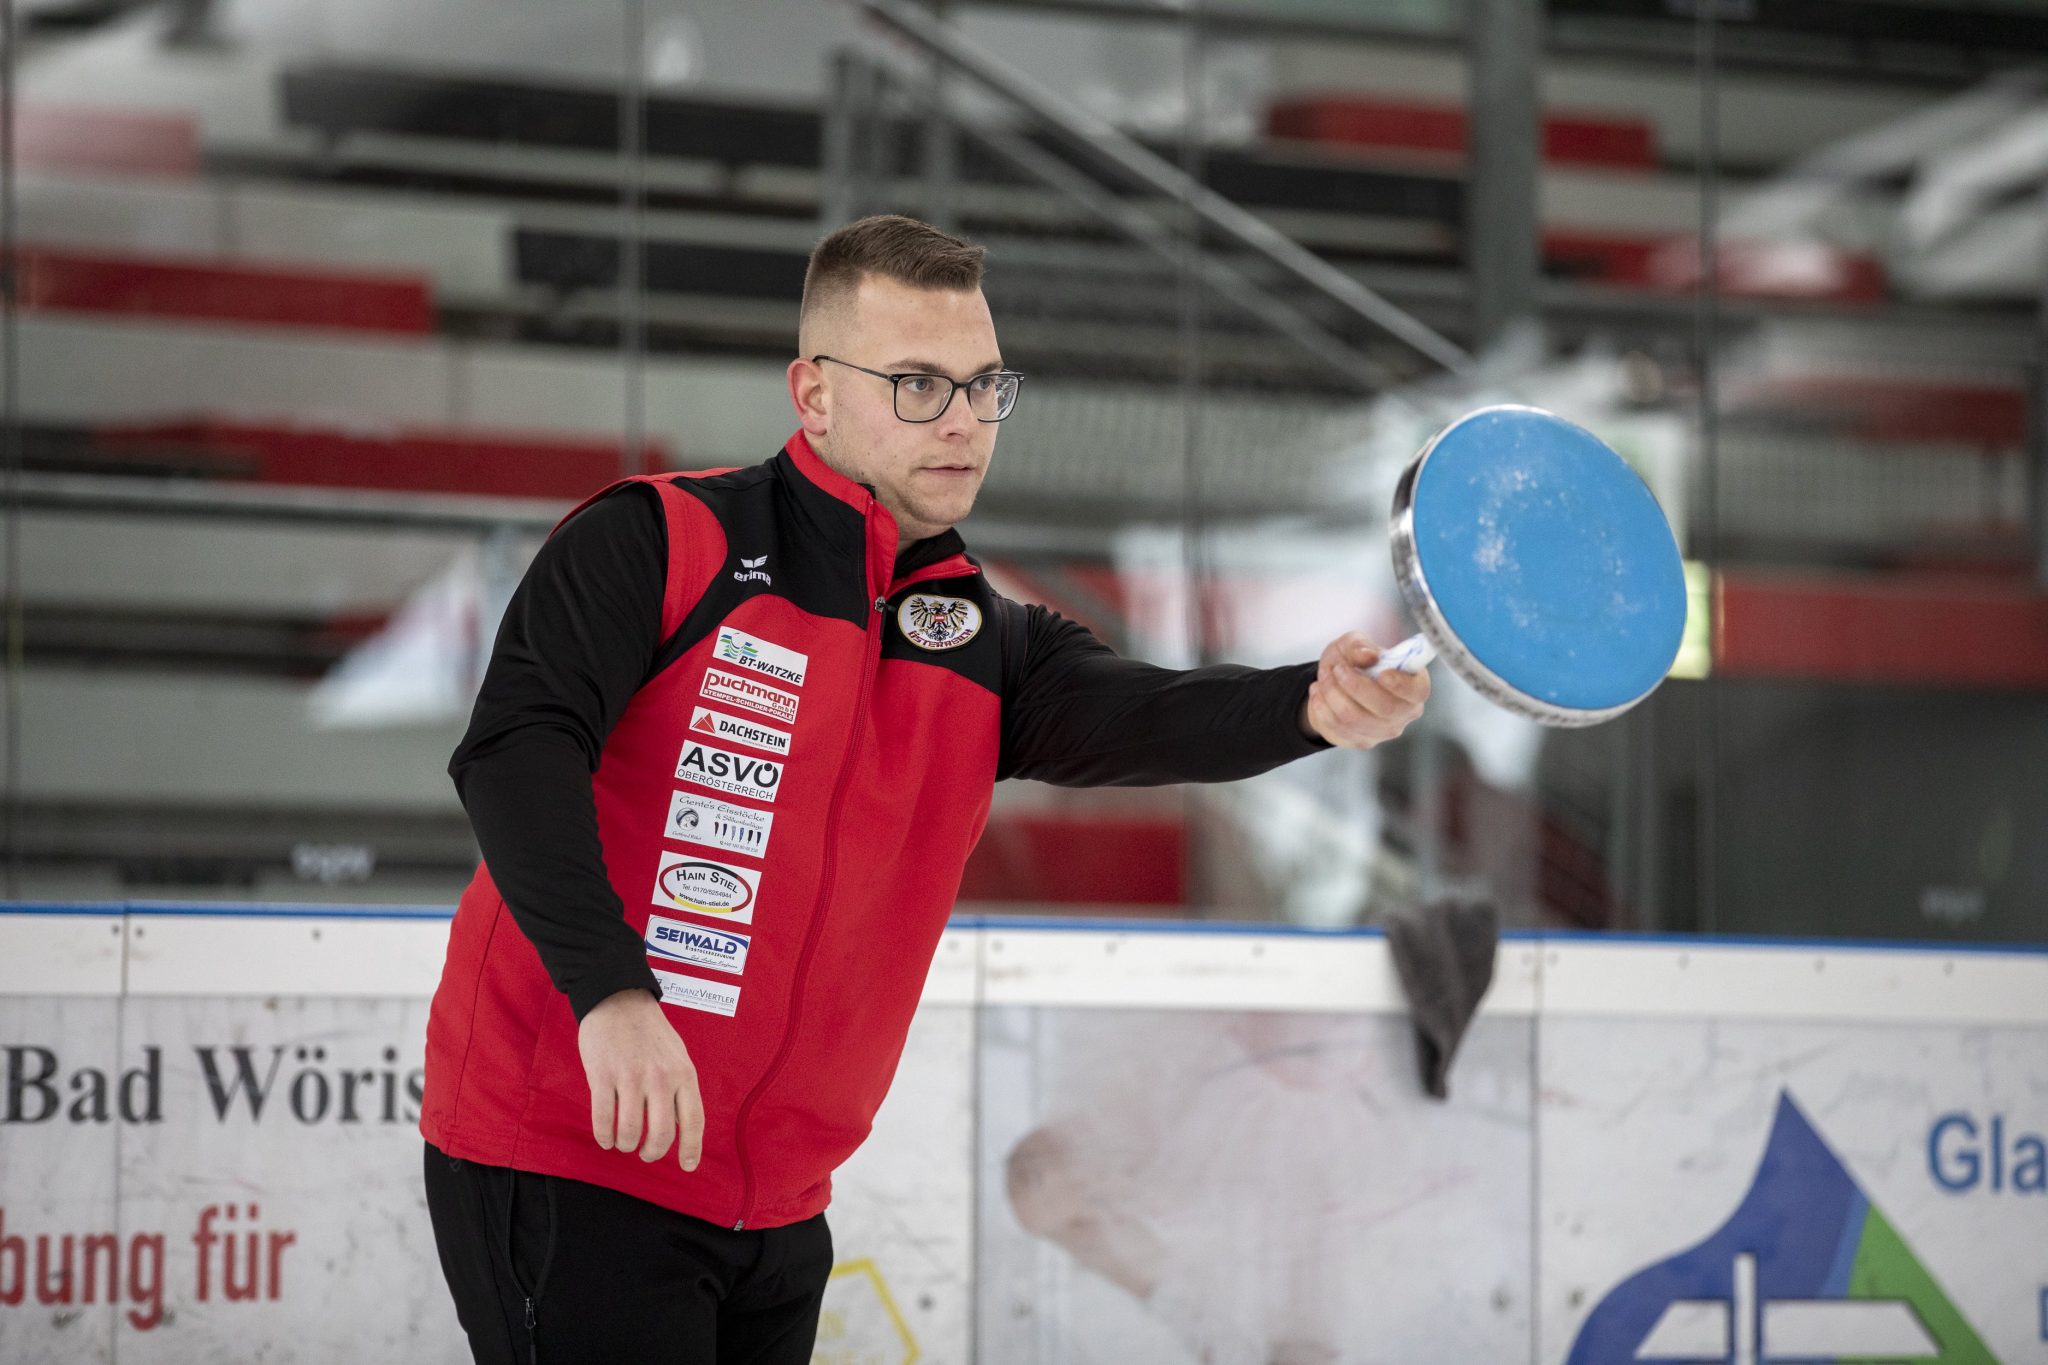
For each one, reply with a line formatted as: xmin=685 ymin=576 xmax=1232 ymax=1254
xmin=447 ymin=484 xmax=668 ymax=1022
xmin=994 ymin=598 xmax=1331 ymax=787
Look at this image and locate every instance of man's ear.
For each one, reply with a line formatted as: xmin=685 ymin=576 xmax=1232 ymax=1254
xmin=787 ymin=356 xmax=830 ymax=438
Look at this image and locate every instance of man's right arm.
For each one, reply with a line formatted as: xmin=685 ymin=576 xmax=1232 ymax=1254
xmin=447 ymin=484 xmax=667 ymax=1021
xmin=449 ymin=481 xmax=706 ymax=1169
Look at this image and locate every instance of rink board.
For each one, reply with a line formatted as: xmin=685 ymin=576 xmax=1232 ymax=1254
xmin=1 ymin=905 xmax=2042 ymax=1364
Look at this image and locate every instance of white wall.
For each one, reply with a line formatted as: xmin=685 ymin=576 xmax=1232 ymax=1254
xmin=0 ymin=918 xmax=2041 ymax=1363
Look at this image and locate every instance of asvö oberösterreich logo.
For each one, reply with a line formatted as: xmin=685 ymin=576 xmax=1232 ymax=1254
xmin=1568 ymin=1091 xmax=1997 ymax=1364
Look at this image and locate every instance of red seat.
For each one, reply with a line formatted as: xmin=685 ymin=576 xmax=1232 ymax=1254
xmin=1543 ymin=230 xmax=1888 ymax=304
xmin=1724 ymin=374 xmax=2023 ymax=447
xmin=1268 ymin=95 xmax=1658 ymax=170
xmin=1718 ymin=571 xmax=2048 ymax=688
xmin=11 ymin=245 xmax=435 ymax=335
xmin=18 ymin=104 xmax=201 ymax=177
xmin=960 ymin=813 xmax=1186 ymax=906
xmin=93 ymin=419 xmax=667 ymax=500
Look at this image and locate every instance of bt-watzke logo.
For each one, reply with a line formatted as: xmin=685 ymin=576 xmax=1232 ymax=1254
xmin=1568 ymin=1091 xmax=1998 ymax=1364
xmin=713 ymin=627 xmax=806 ymax=686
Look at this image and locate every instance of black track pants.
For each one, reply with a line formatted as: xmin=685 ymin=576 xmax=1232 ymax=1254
xmin=423 ymin=1142 xmax=833 ymax=1365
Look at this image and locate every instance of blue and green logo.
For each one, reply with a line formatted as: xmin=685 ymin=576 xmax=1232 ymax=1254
xmin=1568 ymin=1090 xmax=1997 ymax=1363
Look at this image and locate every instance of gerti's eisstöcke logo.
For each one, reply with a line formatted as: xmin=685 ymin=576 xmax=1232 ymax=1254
xmin=1568 ymin=1091 xmax=1997 ymax=1363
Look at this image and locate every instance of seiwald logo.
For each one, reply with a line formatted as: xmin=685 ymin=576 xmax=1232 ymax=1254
xmin=1568 ymin=1090 xmax=1998 ymax=1364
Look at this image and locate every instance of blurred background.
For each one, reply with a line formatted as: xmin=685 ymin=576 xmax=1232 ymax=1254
xmin=3 ymin=0 xmax=2043 ymax=945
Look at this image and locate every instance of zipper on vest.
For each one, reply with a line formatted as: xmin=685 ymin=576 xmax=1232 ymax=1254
xmin=728 ymin=536 xmax=890 ymax=1231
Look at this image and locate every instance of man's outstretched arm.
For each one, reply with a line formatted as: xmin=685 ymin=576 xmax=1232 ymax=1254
xmin=995 ymin=601 xmax=1426 ymax=787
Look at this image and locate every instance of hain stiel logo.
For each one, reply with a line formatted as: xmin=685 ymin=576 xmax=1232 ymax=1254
xmin=1568 ymin=1090 xmax=1998 ymax=1364
xmin=650 ymin=851 xmax=760 ymax=924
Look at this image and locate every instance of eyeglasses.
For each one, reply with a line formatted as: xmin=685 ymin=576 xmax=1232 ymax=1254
xmin=812 ymin=355 xmax=1024 ymax=423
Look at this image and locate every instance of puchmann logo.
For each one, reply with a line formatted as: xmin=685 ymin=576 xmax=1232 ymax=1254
xmin=1568 ymin=1091 xmax=1999 ymax=1364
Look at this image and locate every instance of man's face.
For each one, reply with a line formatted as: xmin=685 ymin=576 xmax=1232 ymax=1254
xmin=790 ymin=275 xmax=1003 ymax=542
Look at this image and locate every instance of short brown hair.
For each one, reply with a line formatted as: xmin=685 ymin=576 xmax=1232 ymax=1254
xmin=799 ymin=214 xmax=986 ymax=343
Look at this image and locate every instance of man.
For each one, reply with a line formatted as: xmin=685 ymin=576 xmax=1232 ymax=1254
xmin=420 ymin=213 xmax=1428 ymax=1364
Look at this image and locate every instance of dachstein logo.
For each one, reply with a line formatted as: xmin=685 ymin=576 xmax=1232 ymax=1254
xmin=675 ymin=739 xmax=782 ymax=803
xmin=689 ymin=705 xmax=791 ymax=756
xmin=701 ymin=667 xmax=799 ymax=727
xmin=651 ymin=851 xmax=759 ymax=922
xmin=898 ymin=593 xmax=982 ymax=651
xmin=714 ymin=627 xmax=807 ymax=686
xmin=732 ymin=555 xmax=771 ymax=586
xmin=1568 ymin=1090 xmax=1996 ymax=1363
xmin=645 ymin=914 xmax=749 ymax=975
xmin=664 ymin=790 xmax=772 ymax=858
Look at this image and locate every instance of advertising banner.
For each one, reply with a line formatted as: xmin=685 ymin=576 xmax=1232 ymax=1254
xmin=0 ymin=996 xmax=457 ymax=1362
xmin=977 ymin=1006 xmax=1536 ymax=1364
xmin=1542 ymin=1018 xmax=2045 ymax=1364
xmin=0 ymin=985 xmax=971 ymax=1363
xmin=3 ymin=909 xmax=2043 ymax=1364
xmin=816 ymin=1002 xmax=975 ymax=1365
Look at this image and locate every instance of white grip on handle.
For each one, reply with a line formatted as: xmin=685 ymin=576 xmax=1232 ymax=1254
xmin=1367 ymin=632 xmax=1436 ymax=678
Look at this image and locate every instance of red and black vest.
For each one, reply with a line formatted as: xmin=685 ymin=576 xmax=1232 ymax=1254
xmin=421 ymin=431 xmax=1002 ymax=1229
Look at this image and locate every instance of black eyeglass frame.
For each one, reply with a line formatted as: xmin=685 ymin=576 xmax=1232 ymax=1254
xmin=811 ymin=354 xmax=1025 ymax=424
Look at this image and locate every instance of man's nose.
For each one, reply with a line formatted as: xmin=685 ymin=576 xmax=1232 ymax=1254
xmin=933 ymin=385 xmax=977 ymax=433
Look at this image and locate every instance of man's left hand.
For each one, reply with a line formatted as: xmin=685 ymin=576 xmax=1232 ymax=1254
xmin=1300 ymin=631 xmax=1429 ymax=749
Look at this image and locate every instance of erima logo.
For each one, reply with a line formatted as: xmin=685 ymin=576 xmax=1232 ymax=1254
xmin=732 ymin=555 xmax=771 ymax=586
xmin=1569 ymin=1091 xmax=1996 ymax=1364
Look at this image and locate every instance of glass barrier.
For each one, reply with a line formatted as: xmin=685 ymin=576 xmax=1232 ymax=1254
xmin=2 ymin=0 xmax=2041 ymax=934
